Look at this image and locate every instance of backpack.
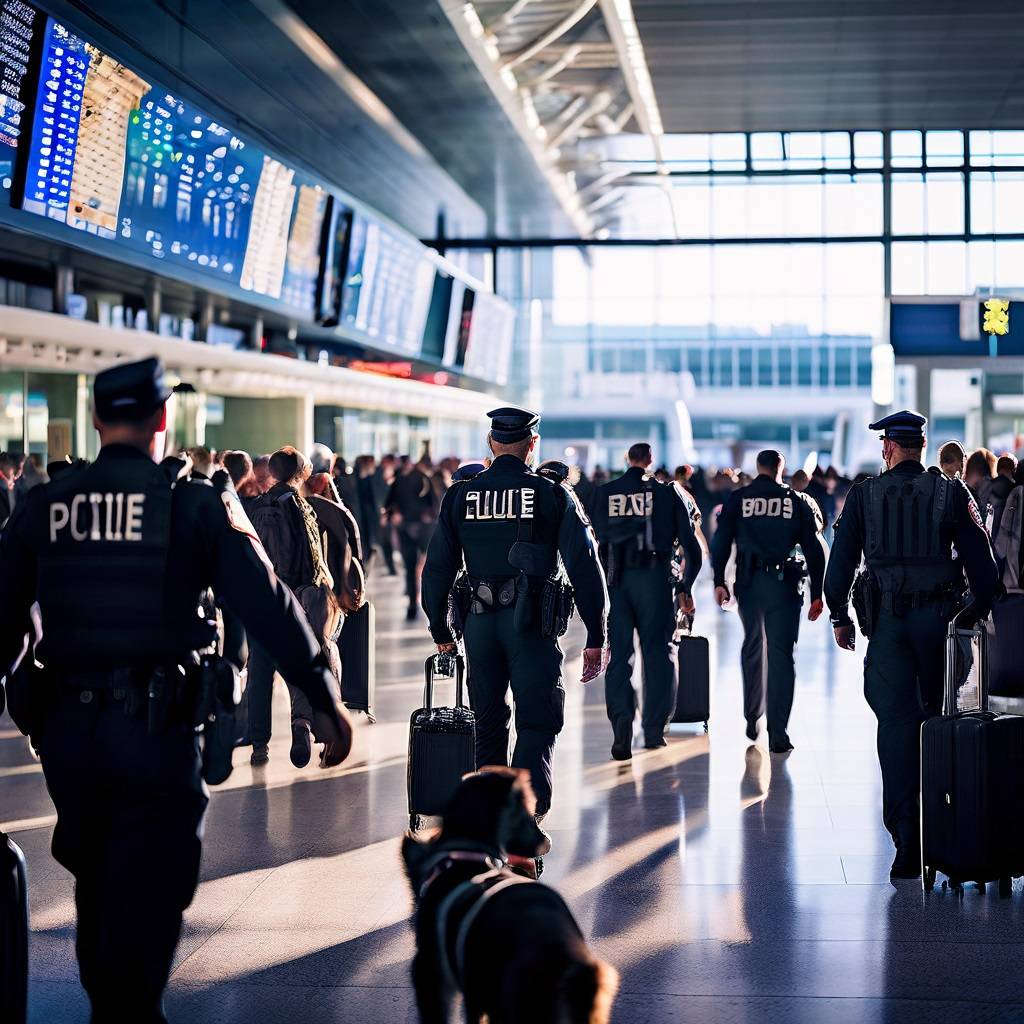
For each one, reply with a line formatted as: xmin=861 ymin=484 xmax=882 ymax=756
xmin=993 ymin=483 xmax=1024 ymax=593
xmin=250 ymin=490 xmax=343 ymax=644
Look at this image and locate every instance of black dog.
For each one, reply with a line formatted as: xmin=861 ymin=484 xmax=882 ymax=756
xmin=402 ymin=768 xmax=618 ymax=1024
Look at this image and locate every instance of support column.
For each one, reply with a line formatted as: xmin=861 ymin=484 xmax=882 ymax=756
xmin=914 ymin=363 xmax=932 ymax=426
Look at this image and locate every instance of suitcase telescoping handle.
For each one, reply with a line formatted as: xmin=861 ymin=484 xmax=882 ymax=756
xmin=943 ymin=611 xmax=988 ymax=715
xmin=423 ymin=651 xmax=467 ymax=710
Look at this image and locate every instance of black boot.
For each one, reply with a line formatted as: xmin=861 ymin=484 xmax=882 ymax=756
xmin=611 ymin=717 xmax=633 ymax=761
xmin=890 ymin=819 xmax=922 ymax=879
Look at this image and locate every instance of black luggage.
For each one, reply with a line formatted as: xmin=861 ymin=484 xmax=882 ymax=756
xmin=671 ymin=614 xmax=710 ymax=731
xmin=407 ymin=653 xmax=475 ymax=831
xmin=340 ymin=601 xmax=376 ymax=721
xmin=921 ymin=617 xmax=1024 ymax=894
xmin=1 ymin=831 xmax=28 ymax=1024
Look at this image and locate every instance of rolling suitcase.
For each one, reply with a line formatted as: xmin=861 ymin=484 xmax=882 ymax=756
xmin=671 ymin=614 xmax=710 ymax=731
xmin=407 ymin=652 xmax=475 ymax=831
xmin=340 ymin=601 xmax=376 ymax=721
xmin=921 ymin=617 xmax=1024 ymax=895
xmin=1 ymin=831 xmax=28 ymax=1024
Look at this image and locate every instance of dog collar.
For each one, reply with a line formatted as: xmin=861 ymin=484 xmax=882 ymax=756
xmin=418 ymin=849 xmax=506 ymax=901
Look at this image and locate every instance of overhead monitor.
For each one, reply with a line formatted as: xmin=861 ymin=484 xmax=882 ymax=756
xmin=0 ymin=0 xmax=43 ymax=198
xmin=341 ymin=213 xmax=433 ymax=356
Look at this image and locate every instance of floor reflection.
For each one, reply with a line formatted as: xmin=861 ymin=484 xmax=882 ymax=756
xmin=3 ymin=575 xmax=1024 ymax=1023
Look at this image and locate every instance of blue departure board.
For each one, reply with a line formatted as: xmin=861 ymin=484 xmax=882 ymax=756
xmin=341 ymin=212 xmax=433 ymax=355
xmin=20 ymin=18 xmax=88 ymax=220
xmin=279 ymin=180 xmax=328 ymax=312
xmin=117 ymin=89 xmax=263 ymax=281
xmin=0 ymin=0 xmax=42 ymax=196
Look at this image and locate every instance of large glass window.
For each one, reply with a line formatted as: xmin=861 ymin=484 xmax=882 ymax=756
xmin=970 ymin=172 xmax=1024 ymax=234
xmin=891 ymin=173 xmax=965 ymax=235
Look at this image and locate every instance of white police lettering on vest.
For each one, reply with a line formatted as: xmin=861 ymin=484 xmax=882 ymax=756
xmin=609 ymin=492 xmax=653 ymax=518
xmin=742 ymin=496 xmax=793 ymax=520
xmin=49 ymin=493 xmax=146 ymax=543
xmin=465 ymin=488 xmax=535 ymax=521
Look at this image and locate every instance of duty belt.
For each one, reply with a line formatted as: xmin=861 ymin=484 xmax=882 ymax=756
xmin=884 ymin=586 xmax=960 ymax=613
xmin=467 ymin=576 xmax=520 ymax=613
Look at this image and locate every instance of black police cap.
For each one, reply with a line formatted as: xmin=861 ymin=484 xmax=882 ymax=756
xmin=94 ymin=357 xmax=172 ymax=422
xmin=487 ymin=406 xmax=539 ymax=444
xmin=869 ymin=409 xmax=927 ymax=443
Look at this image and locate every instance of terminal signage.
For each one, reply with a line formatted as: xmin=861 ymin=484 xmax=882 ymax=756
xmin=0 ymin=0 xmax=42 ymax=196
xmin=0 ymin=2 xmax=515 ymax=384
xmin=890 ymin=301 xmax=1024 ymax=358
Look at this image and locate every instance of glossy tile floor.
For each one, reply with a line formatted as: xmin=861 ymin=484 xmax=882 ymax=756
xmin=5 ymin=574 xmax=1024 ymax=1023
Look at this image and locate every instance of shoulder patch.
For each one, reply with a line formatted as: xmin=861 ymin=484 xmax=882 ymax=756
xmin=222 ymin=491 xmax=275 ymax=569
xmin=967 ymin=495 xmax=985 ymax=530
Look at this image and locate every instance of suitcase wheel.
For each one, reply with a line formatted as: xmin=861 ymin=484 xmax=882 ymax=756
xmin=999 ymin=876 xmax=1012 ymax=899
xmin=923 ymin=867 xmax=936 ymax=893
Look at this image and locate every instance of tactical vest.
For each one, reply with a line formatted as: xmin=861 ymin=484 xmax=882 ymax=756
xmin=34 ymin=452 xmax=177 ymax=668
xmin=863 ymin=470 xmax=962 ymax=596
xmin=458 ymin=477 xmax=559 ymax=579
xmin=734 ymin=483 xmax=803 ymax=568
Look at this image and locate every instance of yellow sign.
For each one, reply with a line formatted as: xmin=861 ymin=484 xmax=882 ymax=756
xmin=983 ymin=298 xmax=1010 ymax=336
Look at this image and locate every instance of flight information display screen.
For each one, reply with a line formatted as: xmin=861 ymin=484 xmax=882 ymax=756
xmin=118 ymin=87 xmax=261 ymax=280
xmin=20 ymin=18 xmax=90 ymax=221
xmin=0 ymin=3 xmax=514 ymax=376
xmin=341 ymin=213 xmax=433 ymax=356
xmin=0 ymin=0 xmax=42 ymax=197
xmin=463 ymin=289 xmax=514 ymax=386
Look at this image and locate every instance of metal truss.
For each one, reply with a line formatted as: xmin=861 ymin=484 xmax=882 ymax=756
xmin=441 ymin=0 xmax=669 ymax=237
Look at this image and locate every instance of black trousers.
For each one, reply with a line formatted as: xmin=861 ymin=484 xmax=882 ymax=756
xmin=736 ymin=571 xmax=802 ymax=743
xmin=463 ymin=607 xmax=565 ymax=816
xmin=864 ymin=604 xmax=948 ymax=835
xmin=39 ymin=689 xmax=208 ymax=1023
xmin=604 ymin=566 xmax=677 ymax=741
xmin=398 ymin=527 xmax=430 ymax=609
xmin=246 ymin=643 xmax=314 ymax=747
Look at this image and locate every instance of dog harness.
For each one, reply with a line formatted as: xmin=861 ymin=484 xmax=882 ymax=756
xmin=418 ymin=847 xmax=533 ymax=992
xmin=436 ymin=868 xmax=532 ymax=991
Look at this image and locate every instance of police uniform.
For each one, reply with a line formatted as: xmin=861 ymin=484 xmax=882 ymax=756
xmin=591 ymin=464 xmax=703 ymax=757
xmin=711 ymin=465 xmax=827 ymax=751
xmin=0 ymin=358 xmax=350 ymax=1023
xmin=825 ymin=411 xmax=998 ymax=872
xmin=421 ymin=408 xmax=608 ymax=817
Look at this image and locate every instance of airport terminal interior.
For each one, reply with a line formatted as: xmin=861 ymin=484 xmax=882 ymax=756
xmin=3 ymin=1 xmax=1024 ymax=1022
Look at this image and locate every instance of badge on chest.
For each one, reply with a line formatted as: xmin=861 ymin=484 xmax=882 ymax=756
xmin=464 ymin=488 xmax=535 ymax=521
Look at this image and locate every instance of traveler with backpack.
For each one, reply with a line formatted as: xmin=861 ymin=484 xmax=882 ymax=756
xmin=990 ymin=461 xmax=1024 ymax=697
xmin=246 ymin=447 xmax=346 ymax=768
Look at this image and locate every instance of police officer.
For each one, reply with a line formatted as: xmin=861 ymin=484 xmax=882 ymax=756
xmin=712 ymin=449 xmax=827 ymax=753
xmin=824 ymin=410 xmax=997 ymax=879
xmin=590 ymin=442 xmax=704 ymax=759
xmin=421 ymin=407 xmax=608 ymax=846
xmin=0 ymin=358 xmax=353 ymax=1022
